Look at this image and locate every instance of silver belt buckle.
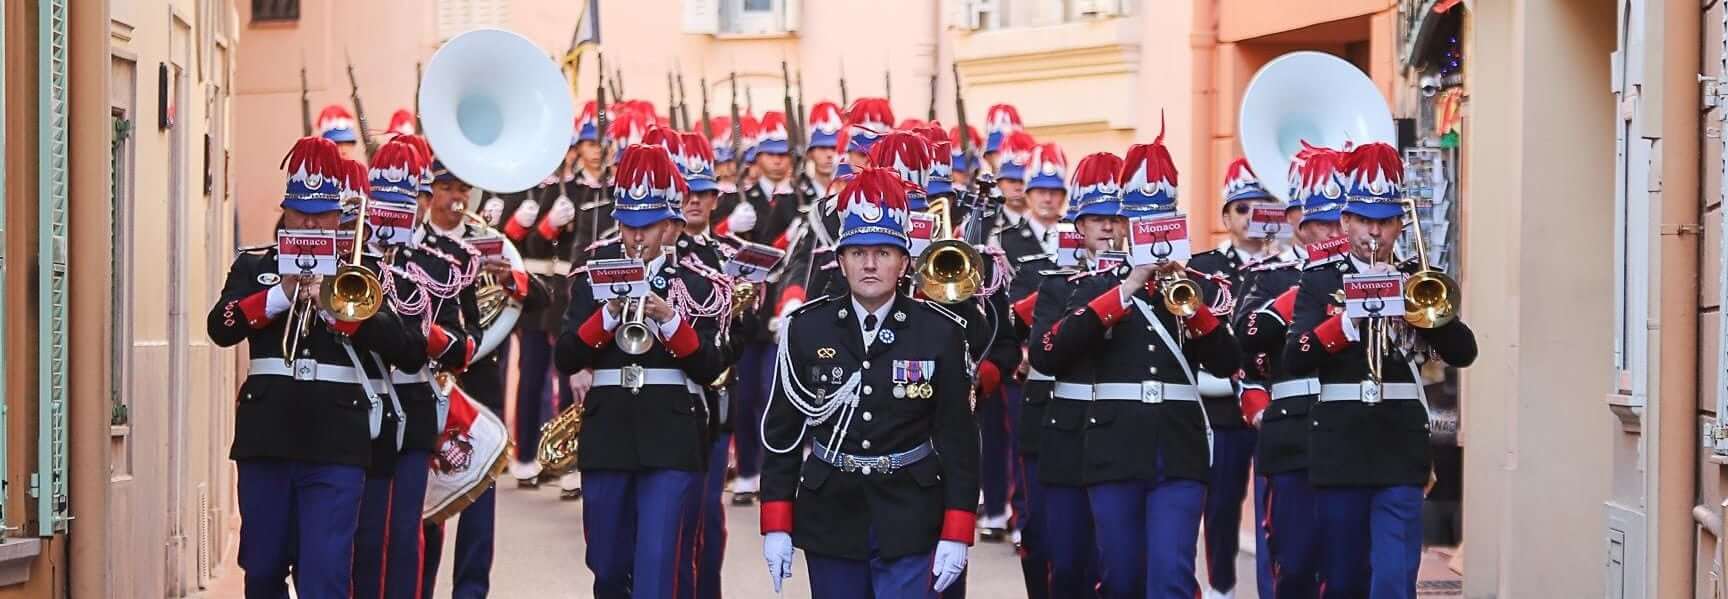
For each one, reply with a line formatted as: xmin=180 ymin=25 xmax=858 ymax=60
xmin=622 ymin=365 xmax=645 ymax=394
xmin=293 ymin=358 xmax=319 ymax=381
xmin=1360 ymin=380 xmax=1382 ymax=405
xmin=1141 ymin=381 xmax=1163 ymax=404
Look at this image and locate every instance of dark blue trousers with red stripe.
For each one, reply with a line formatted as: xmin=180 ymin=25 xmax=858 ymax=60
xmin=1202 ymin=427 xmax=1256 ymax=594
xmin=420 ymin=484 xmax=497 ymax=599
xmin=513 ymin=331 xmax=572 ymax=456
xmin=1265 ymin=471 xmax=1322 ymax=599
xmin=1017 ymin=457 xmax=1052 ymax=599
xmin=1044 ymin=484 xmax=1101 ymax=598
xmin=1254 ymin=473 xmax=1275 ymax=599
xmin=677 ymin=434 xmax=731 ymax=599
xmin=353 ymin=450 xmax=432 ymax=599
xmin=805 ymin=528 xmax=938 ymax=599
xmin=731 ymin=342 xmax=777 ymax=480
xmin=236 ymin=459 xmax=366 ymax=599
xmin=1087 ymin=477 xmax=1206 ymax=599
xmin=979 ymin=383 xmax=1021 ymax=522
xmin=584 ymin=468 xmax=700 ymax=599
xmin=1317 ymin=485 xmax=1424 ymax=599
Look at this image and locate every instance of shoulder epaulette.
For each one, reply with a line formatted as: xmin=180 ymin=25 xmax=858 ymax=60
xmin=1017 ymin=253 xmax=1053 ymax=264
xmin=1038 ymin=267 xmax=1077 ymax=277
xmin=234 ymin=243 xmax=273 ymax=256
xmin=1247 ymin=258 xmax=1302 ymax=272
xmin=787 ymin=294 xmax=836 ymax=318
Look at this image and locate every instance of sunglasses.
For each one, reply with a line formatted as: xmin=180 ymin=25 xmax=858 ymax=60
xmin=1229 ymin=203 xmax=1254 ymax=215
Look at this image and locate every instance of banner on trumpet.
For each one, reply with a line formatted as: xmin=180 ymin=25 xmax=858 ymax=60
xmin=1342 ymin=272 xmax=1405 ymax=319
xmin=367 ymin=202 xmax=418 ymax=247
xmin=588 ymin=258 xmax=649 ymax=300
xmin=1248 ymin=205 xmax=1293 ymax=240
xmin=276 ymin=229 xmax=339 ymax=276
xmin=1056 ymin=222 xmax=1085 ymax=268
xmin=1128 ymin=212 xmax=1190 ymax=265
xmin=723 ymin=241 xmax=785 ymax=283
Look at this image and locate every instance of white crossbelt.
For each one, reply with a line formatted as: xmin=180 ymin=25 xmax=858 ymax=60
xmin=1089 ymin=382 xmax=1200 ymax=403
xmin=522 ymin=258 xmax=573 ymax=276
xmin=249 ymin=359 xmax=364 ymax=384
xmin=1317 ymin=382 xmax=1421 ymax=403
xmin=593 ymin=367 xmax=702 ymax=394
xmin=1271 ymin=378 xmax=1321 ymax=400
xmin=1026 ymin=367 xmax=1054 ymax=382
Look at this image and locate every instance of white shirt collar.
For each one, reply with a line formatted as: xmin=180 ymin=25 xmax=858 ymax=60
xmin=428 ymin=219 xmax=464 ymax=239
xmin=1349 ymin=254 xmax=1375 ymax=273
xmin=850 ymin=296 xmax=894 ymax=349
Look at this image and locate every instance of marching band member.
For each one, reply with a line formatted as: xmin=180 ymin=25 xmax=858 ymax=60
xmin=1282 ymin=143 xmax=1476 ymax=599
xmin=949 ymin=124 xmax=983 ymax=191
xmin=317 ymin=104 xmax=366 ymax=163
xmin=982 ymin=104 xmax=1024 ymax=174
xmin=1237 ymin=145 xmax=1348 ymax=599
xmin=806 ymin=101 xmax=845 ymax=199
xmin=1023 ymin=151 xmax=1124 ymax=598
xmin=209 ymin=137 xmax=421 ymax=598
xmin=1186 ymin=157 xmax=1273 ymax=599
xmin=555 ymin=144 xmax=727 ymax=599
xmin=759 ymin=167 xmax=979 ymax=599
xmin=1046 ymin=139 xmax=1243 ymax=599
xmin=418 ymin=155 xmax=544 ymax=599
xmin=993 ymin=132 xmax=1039 ymax=231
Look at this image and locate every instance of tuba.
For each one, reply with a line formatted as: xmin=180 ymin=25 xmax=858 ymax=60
xmin=915 ymin=196 xmax=985 ymax=304
xmin=460 ymin=210 xmax=526 ymax=360
xmin=418 ymin=29 xmax=575 ymax=194
xmin=1239 ymin=51 xmax=1396 ymax=204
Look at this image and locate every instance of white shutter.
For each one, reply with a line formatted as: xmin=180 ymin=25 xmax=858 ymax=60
xmin=683 ymin=0 xmax=720 ymax=34
xmin=782 ymin=0 xmax=801 ymax=33
xmin=36 ymin=0 xmax=71 ymax=535
xmin=944 ymin=0 xmax=974 ymax=30
xmin=437 ymin=0 xmax=509 ymax=41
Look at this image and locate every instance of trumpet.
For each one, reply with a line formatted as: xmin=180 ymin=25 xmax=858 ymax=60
xmin=1400 ymin=197 xmax=1459 ymax=328
xmin=1364 ymin=238 xmax=1390 ymax=384
xmin=614 ymin=243 xmax=656 ymax=355
xmin=915 ymin=196 xmax=985 ymax=304
xmin=280 ymin=269 xmax=318 ymax=366
xmin=1159 ymin=269 xmax=1204 ymax=318
xmin=319 ymin=190 xmax=384 ymax=323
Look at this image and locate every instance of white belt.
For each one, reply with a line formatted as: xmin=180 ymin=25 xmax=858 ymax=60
xmin=593 ymin=367 xmax=701 ymax=395
xmin=1317 ymin=382 xmax=1421 ymax=404
xmin=1052 ymin=382 xmax=1093 ymax=401
xmin=390 ymin=370 xmax=432 ymax=385
xmin=1089 ymin=382 xmax=1200 ymax=403
xmin=249 ymin=359 xmax=364 ymax=384
xmin=1026 ymin=367 xmax=1054 ymax=382
xmin=1271 ymin=378 xmax=1321 ymax=400
xmin=523 ymin=258 xmax=573 ymax=276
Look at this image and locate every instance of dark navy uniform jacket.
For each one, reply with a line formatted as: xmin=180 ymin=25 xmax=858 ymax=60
xmin=209 ymin=247 xmax=423 ymax=468
xmin=759 ymin=294 xmax=981 ymax=561
xmin=1282 ymin=258 xmax=1476 ymax=487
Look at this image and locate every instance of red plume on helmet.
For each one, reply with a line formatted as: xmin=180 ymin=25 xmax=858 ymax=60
xmin=339 ymin=159 xmax=371 ymax=202
xmin=1290 ymin=142 xmax=1345 ymax=204
xmin=837 ymin=167 xmax=911 ymax=218
xmin=641 ymin=126 xmax=684 ymax=161
xmin=985 ymin=104 xmax=1022 ymax=134
xmin=1341 ymin=142 xmax=1404 ymax=196
xmin=844 ymin=97 xmax=895 ymax=132
xmin=614 ymin=144 xmax=690 ymax=199
xmin=1120 ymin=128 xmax=1179 ymax=211
xmin=949 ymin=124 xmax=982 ymax=151
xmin=281 ymin=136 xmax=345 ymax=182
xmin=867 ymin=131 xmax=933 ymax=190
xmin=387 ymin=109 xmax=416 ymax=136
xmin=368 ymin=139 xmax=421 ymax=201
xmin=897 ymin=118 xmax=928 ymax=130
xmin=316 ymin=105 xmax=357 ymax=137
xmin=679 ymin=131 xmax=716 ymax=165
xmin=1068 ymin=152 xmax=1124 ymax=211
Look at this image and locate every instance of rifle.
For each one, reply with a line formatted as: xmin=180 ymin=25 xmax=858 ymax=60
xmin=746 ymin=85 xmax=754 ymax=115
xmin=580 ymin=52 xmax=613 ymax=260
xmin=666 ymin=71 xmax=679 ymax=129
xmin=611 ymin=67 xmax=624 ymax=100
xmin=952 ymin=63 xmax=978 ymax=185
xmin=839 ymin=59 xmax=849 ymax=107
xmin=700 ymin=75 xmax=713 ymax=139
xmin=795 ymin=70 xmax=807 ymax=139
xmin=344 ymin=50 xmax=380 ymax=158
xmin=676 ymin=66 xmax=692 ymax=132
xmin=884 ymin=68 xmax=892 ymax=104
xmin=782 ymin=60 xmax=808 ymax=210
xmin=728 ymin=72 xmax=749 ymax=239
xmin=299 ymin=62 xmax=312 ymax=137
xmin=414 ymin=61 xmax=425 ymax=133
xmin=927 ymin=73 xmax=938 ymax=122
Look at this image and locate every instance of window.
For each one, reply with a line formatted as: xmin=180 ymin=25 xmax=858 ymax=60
xmin=437 ymin=0 xmax=508 ymax=42
xmin=684 ymin=0 xmax=801 ymax=36
xmin=250 ymin=0 xmax=298 ymax=22
xmin=949 ymin=0 xmax=1131 ymax=31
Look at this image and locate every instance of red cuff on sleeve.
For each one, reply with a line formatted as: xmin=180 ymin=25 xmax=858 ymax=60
xmin=459 ymin=337 xmax=476 ymax=368
xmin=1183 ymin=307 xmax=1221 ymax=337
xmin=1011 ymin=292 xmax=1038 ymax=326
xmin=776 ymin=285 xmax=806 ymax=317
xmin=712 ymin=218 xmax=733 ymax=237
xmin=509 ymin=270 xmax=531 ymax=301
xmin=329 ymin=318 xmax=362 ymax=336
xmin=772 ymin=229 xmax=791 ymax=251
xmin=976 ymin=360 xmax=1002 ymax=397
xmin=503 ymin=218 xmax=531 ymax=241
xmin=236 ymin=289 xmax=274 ymax=329
xmin=536 ymin=216 xmax=562 ymax=240
xmin=760 ymin=500 xmax=794 ymax=534
xmin=940 ymin=509 xmax=976 ymax=545
xmin=1241 ymin=387 xmax=1271 ymax=427
xmin=663 ymin=319 xmax=700 ymax=358
xmin=1313 ymin=314 xmax=1352 ymax=353
xmin=1086 ymin=285 xmax=1128 ymax=327
xmin=427 ymin=324 xmax=455 ymax=358
xmin=577 ymin=310 xmax=614 ymax=348
xmin=1272 ymin=287 xmax=1298 ymax=322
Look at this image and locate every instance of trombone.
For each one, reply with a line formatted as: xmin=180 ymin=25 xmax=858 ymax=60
xmin=320 ymin=192 xmax=385 ymax=323
xmin=1400 ymin=197 xmax=1459 ymax=329
xmin=915 ymin=196 xmax=985 ymax=304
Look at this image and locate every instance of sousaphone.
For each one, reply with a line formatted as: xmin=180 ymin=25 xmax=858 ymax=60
xmin=1238 ymin=51 xmax=1395 ymax=204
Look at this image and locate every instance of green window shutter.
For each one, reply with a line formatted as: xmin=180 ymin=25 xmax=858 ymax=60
xmin=36 ymin=0 xmax=69 ymax=536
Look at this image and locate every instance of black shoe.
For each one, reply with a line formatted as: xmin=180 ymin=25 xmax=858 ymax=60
xmin=560 ymin=488 xmax=583 ymax=501
xmin=731 ymin=491 xmax=758 ymax=506
xmin=516 ymin=477 xmax=541 ymax=489
xmin=979 ymin=527 xmax=1009 ymax=543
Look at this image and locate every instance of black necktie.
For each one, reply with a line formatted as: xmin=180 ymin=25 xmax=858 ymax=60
xmin=863 ymin=314 xmax=879 ymax=332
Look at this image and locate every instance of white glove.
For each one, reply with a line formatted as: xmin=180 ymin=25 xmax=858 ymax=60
xmin=546 ymin=196 xmax=577 ymax=228
xmin=512 ymin=199 xmax=542 ymax=228
xmin=727 ymin=201 xmax=758 ymax=233
xmin=932 ymin=540 xmax=968 ymax=592
xmin=763 ymin=531 xmax=794 ymax=593
xmin=480 ymin=197 xmax=506 ymax=226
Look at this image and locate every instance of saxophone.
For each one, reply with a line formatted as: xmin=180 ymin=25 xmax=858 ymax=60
xmin=536 ymin=401 xmax=582 ymax=476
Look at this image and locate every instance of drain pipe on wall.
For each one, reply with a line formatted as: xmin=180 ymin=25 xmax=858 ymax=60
xmin=1189 ymin=0 xmax=1220 ymax=243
